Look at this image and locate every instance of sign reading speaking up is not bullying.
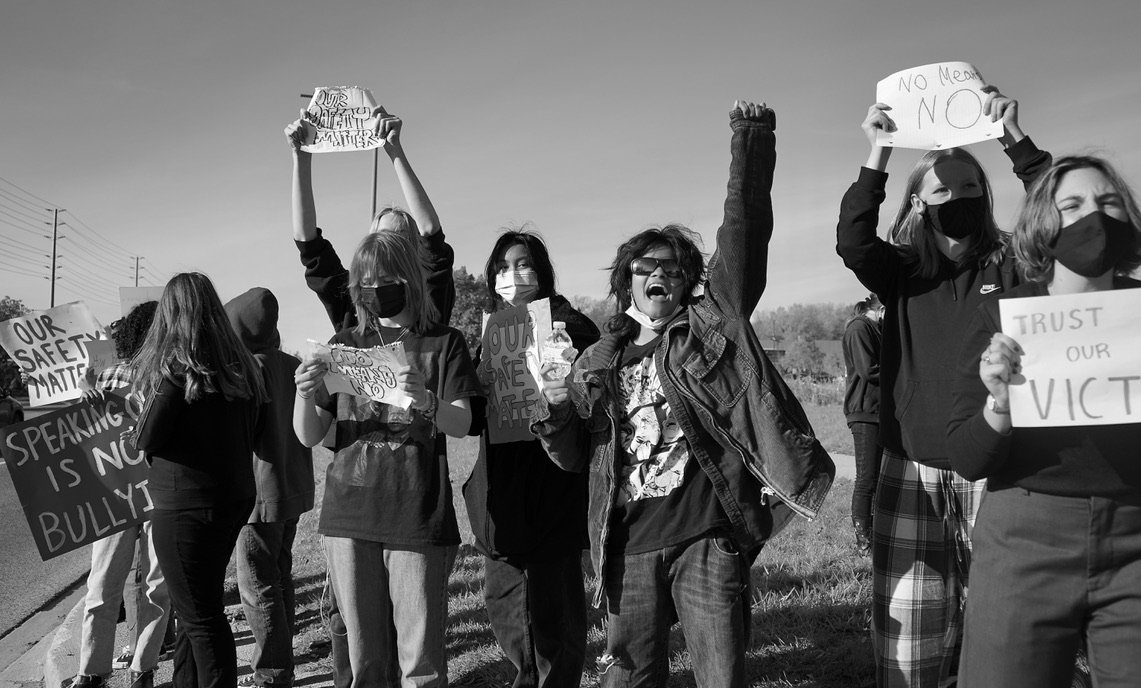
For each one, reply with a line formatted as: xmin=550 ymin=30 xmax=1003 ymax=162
xmin=478 ymin=299 xmax=552 ymax=444
xmin=1000 ymin=289 xmax=1141 ymax=428
xmin=875 ymin=61 xmax=1004 ymax=150
xmin=300 ymin=86 xmax=384 ymax=154
xmin=0 ymin=392 xmax=151 ymax=560
xmin=0 ymin=301 xmax=107 ymax=407
xmin=309 ymin=340 xmax=412 ymax=408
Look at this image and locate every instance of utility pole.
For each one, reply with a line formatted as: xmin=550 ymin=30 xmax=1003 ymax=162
xmin=133 ymin=256 xmax=140 ymax=287
xmin=300 ymin=93 xmax=379 ymax=219
xmin=47 ymin=208 xmax=63 ymax=308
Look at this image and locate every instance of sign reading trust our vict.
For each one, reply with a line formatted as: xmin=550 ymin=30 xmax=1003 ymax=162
xmin=875 ymin=61 xmax=1004 ymax=150
xmin=1000 ymin=289 xmax=1141 ymax=428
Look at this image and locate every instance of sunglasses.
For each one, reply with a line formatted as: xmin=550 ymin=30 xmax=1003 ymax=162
xmin=630 ymin=257 xmax=683 ymax=278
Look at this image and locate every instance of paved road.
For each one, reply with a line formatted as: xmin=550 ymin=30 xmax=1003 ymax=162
xmin=0 ymin=403 xmax=90 ymax=638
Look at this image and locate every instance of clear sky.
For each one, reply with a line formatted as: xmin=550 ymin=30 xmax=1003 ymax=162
xmin=3 ymin=0 xmax=1140 ymax=352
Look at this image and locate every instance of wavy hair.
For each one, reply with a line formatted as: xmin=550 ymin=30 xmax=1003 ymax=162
xmin=887 ymin=148 xmax=1006 ymax=279
xmin=132 ymin=273 xmax=267 ymax=404
xmin=1012 ymin=155 xmax=1141 ymax=284
xmin=483 ymin=223 xmax=558 ymax=311
xmin=605 ymin=224 xmax=705 ymax=343
xmin=111 ymin=300 xmax=158 ymax=359
xmin=349 ymin=230 xmax=437 ymax=335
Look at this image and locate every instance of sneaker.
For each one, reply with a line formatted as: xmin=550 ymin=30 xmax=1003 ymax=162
xmin=74 ymin=676 xmax=106 ymax=688
xmin=129 ymin=670 xmax=154 ymax=688
xmin=111 ymin=646 xmax=133 ymax=670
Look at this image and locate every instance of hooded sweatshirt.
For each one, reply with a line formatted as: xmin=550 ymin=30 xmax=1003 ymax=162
xmin=225 ymin=287 xmax=315 ymax=523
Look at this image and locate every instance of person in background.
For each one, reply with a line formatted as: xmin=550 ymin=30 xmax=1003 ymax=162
xmin=462 ymin=227 xmax=599 ymax=688
xmin=293 ymin=230 xmax=483 ymax=688
xmin=835 ymin=89 xmax=1051 ymax=687
xmin=226 ymin=288 xmax=315 ymax=688
xmin=948 ymin=155 xmax=1141 ymax=687
xmin=132 ymin=272 xmax=267 ymax=688
xmin=842 ymin=293 xmax=883 ymax=555
xmin=73 ymin=302 xmax=170 ymax=688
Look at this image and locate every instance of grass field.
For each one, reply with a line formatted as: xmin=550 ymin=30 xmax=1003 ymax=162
xmin=232 ymin=399 xmax=872 ymax=687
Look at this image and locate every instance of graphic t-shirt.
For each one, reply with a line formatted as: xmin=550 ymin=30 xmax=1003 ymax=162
xmin=607 ymin=337 xmax=728 ymax=554
xmin=318 ymin=324 xmax=483 ymax=545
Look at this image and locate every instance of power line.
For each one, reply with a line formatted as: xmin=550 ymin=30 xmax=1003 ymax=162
xmin=0 ymin=257 xmax=48 ymax=279
xmin=0 ymin=188 xmax=53 ymax=219
xmin=0 ymin=175 xmax=57 ymax=207
xmin=0 ymin=200 xmax=52 ymax=227
xmin=61 ymin=227 xmax=135 ymax=265
xmin=63 ymin=210 xmax=136 ymax=257
xmin=0 ymin=212 xmax=46 ymax=236
xmin=0 ymin=231 xmax=47 ymax=255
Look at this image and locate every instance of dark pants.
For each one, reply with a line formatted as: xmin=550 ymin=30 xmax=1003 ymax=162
xmin=152 ymin=500 xmax=253 ymax=688
xmin=848 ymin=421 xmax=881 ymax=527
xmin=962 ymin=487 xmax=1141 ymax=688
xmin=483 ymin=550 xmax=588 ymax=688
xmin=237 ymin=519 xmax=299 ymax=687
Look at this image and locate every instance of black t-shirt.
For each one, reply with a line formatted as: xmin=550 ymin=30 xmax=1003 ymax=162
xmin=607 ymin=337 xmax=728 ymax=554
xmin=317 ymin=324 xmax=483 ymax=545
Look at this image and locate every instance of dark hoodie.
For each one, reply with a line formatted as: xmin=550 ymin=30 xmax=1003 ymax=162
xmin=225 ymin=288 xmax=315 ymax=523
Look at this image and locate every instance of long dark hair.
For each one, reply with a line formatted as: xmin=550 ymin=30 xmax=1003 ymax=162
xmin=483 ymin=225 xmax=558 ymax=311
xmin=132 ymin=273 xmax=266 ymax=404
xmin=605 ymin=224 xmax=705 ymax=343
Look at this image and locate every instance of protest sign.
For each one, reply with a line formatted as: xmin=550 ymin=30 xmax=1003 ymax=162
xmin=119 ymin=286 xmax=165 ymax=317
xmin=84 ymin=340 xmax=118 ymax=382
xmin=0 ymin=301 xmax=107 ymax=407
xmin=309 ymin=340 xmax=412 ymax=408
xmin=875 ymin=62 xmax=1003 ymax=150
xmin=0 ymin=392 xmax=151 ymax=560
xmin=300 ymin=87 xmax=384 ymax=154
xmin=478 ymin=298 xmax=552 ymax=444
xmin=1000 ymin=289 xmax=1141 ymax=427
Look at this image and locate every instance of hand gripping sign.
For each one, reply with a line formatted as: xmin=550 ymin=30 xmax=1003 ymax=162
xmin=299 ymin=86 xmax=384 ymax=154
xmin=875 ymin=61 xmax=1004 ymax=150
xmin=308 ymin=340 xmax=412 ymax=408
xmin=0 ymin=301 xmax=108 ymax=407
xmin=999 ymin=289 xmax=1141 ymax=427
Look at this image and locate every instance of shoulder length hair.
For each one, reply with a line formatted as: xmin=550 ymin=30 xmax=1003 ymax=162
xmin=132 ymin=272 xmax=267 ymax=404
xmin=605 ymin=223 xmax=705 ymax=343
xmin=887 ymin=148 xmax=1006 ymax=279
xmin=349 ymin=230 xmax=437 ymax=335
xmin=483 ymin=224 xmax=558 ymax=311
xmin=1013 ymin=155 xmax=1141 ymax=284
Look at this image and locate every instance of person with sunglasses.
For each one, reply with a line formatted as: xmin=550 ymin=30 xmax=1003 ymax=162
xmin=533 ymin=101 xmax=834 ymax=685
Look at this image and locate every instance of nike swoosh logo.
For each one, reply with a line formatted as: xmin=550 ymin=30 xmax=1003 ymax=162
xmin=979 ymin=285 xmax=1000 ymax=295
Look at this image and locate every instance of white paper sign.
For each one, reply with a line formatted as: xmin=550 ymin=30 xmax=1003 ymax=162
xmin=477 ymin=299 xmax=552 ymax=444
xmin=119 ymin=287 xmax=165 ymax=317
xmin=308 ymin=340 xmax=412 ymax=408
xmin=875 ymin=62 xmax=1003 ymax=150
xmin=1000 ymin=289 xmax=1141 ymax=427
xmin=0 ymin=302 xmax=106 ymax=406
xmin=300 ymin=87 xmax=383 ymax=154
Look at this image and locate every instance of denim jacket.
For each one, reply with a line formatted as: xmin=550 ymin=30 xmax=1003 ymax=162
xmin=531 ymin=111 xmax=835 ymax=606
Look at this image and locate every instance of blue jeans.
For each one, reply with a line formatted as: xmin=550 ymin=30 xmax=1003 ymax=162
xmin=324 ymin=537 xmax=457 ymax=688
xmin=237 ymin=520 xmax=299 ymax=687
xmin=601 ymin=535 xmax=750 ymax=687
xmin=848 ymin=422 xmax=881 ymax=527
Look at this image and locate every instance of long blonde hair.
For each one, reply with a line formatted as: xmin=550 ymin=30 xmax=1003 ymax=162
xmin=348 ymin=231 xmax=437 ymax=335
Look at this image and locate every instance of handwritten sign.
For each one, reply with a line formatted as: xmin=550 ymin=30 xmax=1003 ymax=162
xmin=0 ymin=393 xmax=151 ymax=560
xmin=478 ymin=299 xmax=552 ymax=444
xmin=119 ymin=287 xmax=164 ymax=317
xmin=309 ymin=340 xmax=412 ymax=408
xmin=300 ymin=87 xmax=383 ymax=154
xmin=1000 ymin=289 xmax=1141 ymax=427
xmin=875 ymin=62 xmax=1003 ymax=150
xmin=0 ymin=302 xmax=107 ymax=407
xmin=84 ymin=340 xmax=118 ymax=383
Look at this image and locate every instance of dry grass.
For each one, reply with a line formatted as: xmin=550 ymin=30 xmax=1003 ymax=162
xmin=229 ymin=404 xmax=873 ymax=687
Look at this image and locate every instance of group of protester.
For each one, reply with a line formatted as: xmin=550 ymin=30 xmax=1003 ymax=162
xmin=56 ymin=84 xmax=1141 ymax=688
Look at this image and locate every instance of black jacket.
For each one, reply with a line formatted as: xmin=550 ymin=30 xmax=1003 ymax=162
xmin=842 ymin=315 xmax=881 ymax=424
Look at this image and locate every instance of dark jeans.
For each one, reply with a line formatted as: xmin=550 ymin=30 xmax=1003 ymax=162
xmin=237 ymin=520 xmax=298 ymax=687
xmin=483 ymin=550 xmax=588 ymax=688
xmin=152 ymin=500 xmax=253 ymax=688
xmin=848 ymin=421 xmax=882 ymax=527
xmin=602 ymin=535 xmax=750 ymax=688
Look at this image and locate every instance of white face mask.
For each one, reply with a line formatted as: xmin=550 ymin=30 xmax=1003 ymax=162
xmin=624 ymin=304 xmax=683 ymax=332
xmin=495 ymin=270 xmax=540 ymax=306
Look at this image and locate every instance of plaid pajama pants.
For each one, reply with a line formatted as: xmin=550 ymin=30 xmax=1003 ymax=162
xmin=871 ymin=450 xmax=986 ymax=688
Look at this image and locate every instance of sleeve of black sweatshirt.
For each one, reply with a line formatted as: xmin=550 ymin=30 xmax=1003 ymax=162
xmin=836 ymin=167 xmax=902 ymax=299
xmin=1004 ymin=136 xmax=1052 ymax=191
xmin=844 ymin=319 xmax=880 ymax=385
xmin=134 ymin=377 xmax=186 ymax=454
xmin=295 ymin=228 xmax=354 ymax=330
xmin=947 ymin=302 xmax=1013 ymax=480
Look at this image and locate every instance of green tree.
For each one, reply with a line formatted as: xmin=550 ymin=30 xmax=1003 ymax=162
xmin=0 ymin=296 xmax=31 ymax=395
xmin=569 ymin=295 xmax=614 ymax=332
xmin=451 ymin=267 xmax=488 ymax=359
xmin=781 ymin=336 xmax=826 ymax=379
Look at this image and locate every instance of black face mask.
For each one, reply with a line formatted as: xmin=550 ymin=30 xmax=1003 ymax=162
xmin=359 ymin=284 xmax=406 ymax=319
xmin=926 ymin=196 xmax=988 ymax=240
xmin=1048 ymin=211 xmax=1138 ymax=278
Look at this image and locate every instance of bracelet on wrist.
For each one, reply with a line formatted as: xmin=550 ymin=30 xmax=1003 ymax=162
xmin=419 ymin=391 xmax=439 ymax=420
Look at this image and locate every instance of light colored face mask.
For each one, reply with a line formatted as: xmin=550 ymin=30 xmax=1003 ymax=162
xmin=495 ymin=270 xmax=540 ymax=306
xmin=624 ymin=304 xmax=683 ymax=332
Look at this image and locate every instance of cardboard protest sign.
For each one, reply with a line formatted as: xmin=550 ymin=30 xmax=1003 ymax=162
xmin=0 ymin=301 xmax=107 ymax=407
xmin=1000 ymin=289 xmax=1141 ymax=427
xmin=478 ymin=298 xmax=552 ymax=444
xmin=119 ymin=286 xmax=165 ymax=317
xmin=84 ymin=340 xmax=118 ymax=382
xmin=875 ymin=62 xmax=1003 ymax=150
xmin=309 ymin=340 xmax=412 ymax=408
xmin=0 ymin=392 xmax=151 ymax=560
xmin=300 ymin=87 xmax=383 ymax=154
